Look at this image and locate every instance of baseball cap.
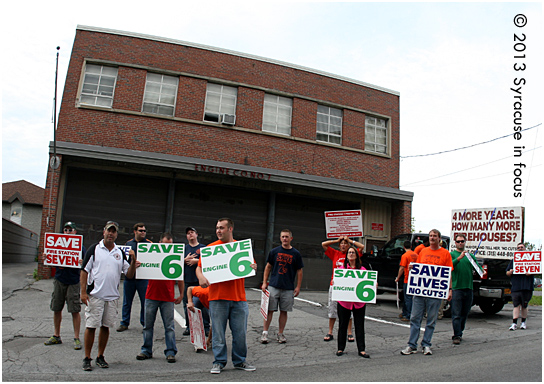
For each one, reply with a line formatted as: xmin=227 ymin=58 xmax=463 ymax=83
xmin=104 ymin=221 xmax=119 ymax=231
xmin=185 ymin=227 xmax=197 ymax=234
xmin=63 ymin=221 xmax=77 ymax=229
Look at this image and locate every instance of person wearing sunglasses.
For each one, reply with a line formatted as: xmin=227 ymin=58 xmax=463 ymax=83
xmin=117 ymin=223 xmax=152 ymax=332
xmin=45 ymin=222 xmax=86 ymax=350
xmin=450 ymin=234 xmax=478 ymax=345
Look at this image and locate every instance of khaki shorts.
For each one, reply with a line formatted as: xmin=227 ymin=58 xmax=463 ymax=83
xmin=85 ymin=296 xmax=118 ymax=328
xmin=51 ymin=279 xmax=81 ymax=313
xmin=267 ymin=286 xmax=294 ymax=312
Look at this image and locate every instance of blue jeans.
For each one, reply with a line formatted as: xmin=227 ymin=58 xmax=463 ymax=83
xmin=121 ymin=278 xmax=148 ymax=326
xmin=209 ymin=300 xmax=248 ymax=367
xmin=141 ymin=299 xmax=177 ymax=357
xmin=451 ymin=289 xmax=473 ymax=338
xmin=402 ymin=283 xmax=414 ymax=318
xmin=408 ymin=296 xmax=442 ymax=348
xmin=193 ymin=297 xmax=210 ymax=332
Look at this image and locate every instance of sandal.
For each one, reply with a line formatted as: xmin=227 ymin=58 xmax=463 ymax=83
xmin=347 ymin=334 xmax=355 ymax=342
xmin=336 ymin=350 xmax=344 ymax=356
xmin=324 ymin=334 xmax=334 ymax=342
xmin=359 ymin=352 xmax=370 ymax=359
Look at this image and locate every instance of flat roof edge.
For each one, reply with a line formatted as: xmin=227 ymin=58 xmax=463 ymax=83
xmin=76 ymin=25 xmax=400 ymax=97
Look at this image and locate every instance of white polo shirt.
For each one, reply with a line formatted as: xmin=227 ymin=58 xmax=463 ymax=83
xmin=84 ymin=240 xmax=130 ymax=301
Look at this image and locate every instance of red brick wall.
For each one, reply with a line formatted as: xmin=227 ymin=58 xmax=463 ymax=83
xmin=391 ymin=200 xmax=412 ymax=237
xmin=56 ymin=29 xmax=401 ymax=188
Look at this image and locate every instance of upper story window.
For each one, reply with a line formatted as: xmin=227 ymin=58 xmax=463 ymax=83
xmin=204 ymin=83 xmax=237 ymax=124
xmin=316 ymin=105 xmax=342 ymax=145
xmin=262 ymin=94 xmax=292 ymax=135
xmin=142 ymin=73 xmax=178 ymax=116
xmin=80 ymin=64 xmax=118 ymax=107
xmin=365 ymin=116 xmax=388 ymax=154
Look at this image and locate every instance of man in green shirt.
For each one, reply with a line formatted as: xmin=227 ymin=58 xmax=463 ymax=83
xmin=450 ymin=234 xmax=477 ymax=345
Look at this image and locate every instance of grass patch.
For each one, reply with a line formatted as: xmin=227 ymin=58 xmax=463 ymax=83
xmin=529 ymin=295 xmax=541 ymax=306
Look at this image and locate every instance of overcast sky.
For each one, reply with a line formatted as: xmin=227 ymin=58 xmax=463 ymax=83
xmin=2 ymin=1 xmax=542 ymax=246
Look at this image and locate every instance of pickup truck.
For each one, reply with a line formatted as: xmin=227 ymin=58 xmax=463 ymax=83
xmin=364 ymin=233 xmax=512 ymax=315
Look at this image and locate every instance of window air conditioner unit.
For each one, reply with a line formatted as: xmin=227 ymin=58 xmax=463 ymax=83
xmin=221 ymin=114 xmax=236 ymax=126
xmin=204 ymin=111 xmax=221 ymax=123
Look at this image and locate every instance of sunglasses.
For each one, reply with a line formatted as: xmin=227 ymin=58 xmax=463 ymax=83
xmin=137 ymin=229 xmax=147 ymax=232
xmin=455 ymin=240 xmax=465 ymax=243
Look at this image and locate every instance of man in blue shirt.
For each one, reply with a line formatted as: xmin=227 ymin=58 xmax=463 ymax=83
xmin=182 ymin=227 xmax=206 ymax=335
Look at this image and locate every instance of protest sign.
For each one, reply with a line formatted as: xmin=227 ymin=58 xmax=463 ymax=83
xmin=450 ymin=207 xmax=524 ymax=259
xmin=119 ymin=245 xmax=132 ymax=258
xmin=187 ymin=308 xmax=207 ymax=351
xmin=513 ymin=251 xmax=541 ymax=274
xmin=331 ymin=269 xmax=377 ymax=304
xmin=465 ymin=252 xmax=485 ymax=278
xmin=261 ymin=289 xmax=270 ymax=320
xmin=406 ymin=263 xmax=451 ymax=299
xmin=200 ymin=239 xmax=256 ymax=284
xmin=135 ymin=243 xmax=184 ymax=280
xmin=324 ymin=210 xmax=363 ymax=238
xmin=43 ymin=233 xmax=83 ymax=268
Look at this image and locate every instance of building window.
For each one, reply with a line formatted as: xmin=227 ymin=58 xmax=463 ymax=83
xmin=204 ymin=83 xmax=237 ymax=123
xmin=80 ymin=64 xmax=118 ymax=107
xmin=365 ymin=116 xmax=388 ymax=154
xmin=262 ymin=94 xmax=292 ymax=135
xmin=316 ymin=105 xmax=342 ymax=144
xmin=142 ymin=73 xmax=178 ymax=116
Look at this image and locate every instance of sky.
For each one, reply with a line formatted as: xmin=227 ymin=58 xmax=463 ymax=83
xmin=2 ymin=1 xmax=543 ymax=247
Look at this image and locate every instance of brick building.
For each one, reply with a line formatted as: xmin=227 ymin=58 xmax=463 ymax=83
xmin=37 ymin=25 xmax=413 ymax=289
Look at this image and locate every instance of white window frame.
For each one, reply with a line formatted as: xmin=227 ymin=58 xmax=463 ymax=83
xmin=204 ymin=83 xmax=237 ymax=122
xmin=262 ymin=94 xmax=292 ymax=135
xmin=365 ymin=116 xmax=388 ymax=154
xmin=79 ymin=64 xmax=118 ymax=108
xmin=316 ymin=105 xmax=342 ymax=145
xmin=142 ymin=73 xmax=178 ymax=117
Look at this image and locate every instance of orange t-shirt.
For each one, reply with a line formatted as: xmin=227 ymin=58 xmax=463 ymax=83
xmin=417 ymin=247 xmax=454 ymax=269
xmin=414 ymin=244 xmax=426 ymax=255
xmin=191 ymin=286 xmax=210 ymax=309
xmin=399 ymin=250 xmax=418 ymax=283
xmin=198 ymin=239 xmax=246 ymax=302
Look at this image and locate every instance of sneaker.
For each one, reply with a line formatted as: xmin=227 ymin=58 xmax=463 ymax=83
xmin=44 ymin=335 xmax=62 ymax=345
xmin=234 ymin=361 xmax=256 ymax=371
xmin=82 ymin=357 xmax=92 ymax=371
xmin=210 ymin=363 xmax=223 ymax=374
xmin=116 ymin=324 xmax=128 ymax=332
xmin=509 ymin=323 xmax=517 ymax=331
xmin=95 ymin=355 xmax=109 ymax=368
xmin=166 ymin=355 xmax=176 ymax=363
xmin=136 ymin=353 xmax=152 ymax=360
xmin=277 ymin=333 xmax=287 ymax=344
xmin=260 ymin=331 xmax=269 ymax=344
xmin=452 ymin=336 xmax=461 ymax=345
xmin=183 ymin=328 xmax=190 ymax=336
xmin=400 ymin=346 xmax=417 ymax=355
xmin=423 ymin=346 xmax=432 ymax=355
xmin=520 ymin=322 xmax=527 ymax=330
xmin=74 ymin=338 xmax=82 ymax=350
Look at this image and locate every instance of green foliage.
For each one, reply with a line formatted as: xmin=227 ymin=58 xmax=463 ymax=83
xmin=33 ymin=268 xmax=41 ymax=281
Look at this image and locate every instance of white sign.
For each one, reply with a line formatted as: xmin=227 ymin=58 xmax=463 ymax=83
xmin=119 ymin=245 xmax=132 ymax=259
xmin=324 ymin=210 xmax=363 ymax=238
xmin=135 ymin=243 xmax=185 ymax=280
xmin=450 ymin=207 xmax=524 ymax=259
xmin=200 ymin=239 xmax=256 ymax=284
xmin=261 ymin=289 xmax=270 ymax=320
xmin=513 ymin=251 xmax=541 ymax=274
xmin=43 ymin=233 xmax=83 ymax=268
xmin=187 ymin=308 xmax=207 ymax=351
xmin=331 ymin=269 xmax=377 ymax=304
xmin=406 ymin=263 xmax=451 ymax=299
xmin=465 ymin=252 xmax=485 ymax=278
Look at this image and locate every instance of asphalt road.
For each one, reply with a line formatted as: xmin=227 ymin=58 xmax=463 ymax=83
xmin=2 ymin=262 xmax=542 ymax=382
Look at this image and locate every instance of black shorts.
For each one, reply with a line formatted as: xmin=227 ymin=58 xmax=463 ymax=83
xmin=511 ymin=290 xmax=532 ymax=308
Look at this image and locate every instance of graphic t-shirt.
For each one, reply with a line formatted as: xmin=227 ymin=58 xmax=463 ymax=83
xmin=266 ymin=246 xmax=304 ymax=290
xmin=417 ymin=247 xmax=454 ymax=269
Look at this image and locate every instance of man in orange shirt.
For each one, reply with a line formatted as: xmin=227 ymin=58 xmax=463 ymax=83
xmin=196 ymin=218 xmax=256 ymax=375
xmin=395 ymin=241 xmax=418 ymax=321
xmin=401 ymin=229 xmax=453 ymax=356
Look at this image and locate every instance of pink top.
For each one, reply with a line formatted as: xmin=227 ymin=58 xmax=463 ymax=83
xmin=338 ymin=264 xmax=367 ymax=310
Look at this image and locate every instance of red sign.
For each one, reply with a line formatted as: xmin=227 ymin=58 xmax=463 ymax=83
xmin=513 ymin=251 xmax=542 ymax=274
xmin=43 ymin=233 xmax=83 ymax=269
xmin=371 ymin=223 xmax=384 ymax=231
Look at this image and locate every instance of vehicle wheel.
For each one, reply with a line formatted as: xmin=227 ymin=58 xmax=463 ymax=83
xmin=479 ymin=300 xmax=505 ymax=315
